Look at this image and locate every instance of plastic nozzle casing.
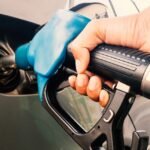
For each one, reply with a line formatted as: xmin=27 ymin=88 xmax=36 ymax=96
xmin=15 ymin=43 xmax=31 ymax=70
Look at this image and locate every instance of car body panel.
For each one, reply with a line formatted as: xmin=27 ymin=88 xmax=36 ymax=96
xmin=0 ymin=94 xmax=81 ymax=150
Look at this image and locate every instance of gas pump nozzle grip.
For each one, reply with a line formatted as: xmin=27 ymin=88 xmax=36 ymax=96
xmin=66 ymin=44 xmax=150 ymax=98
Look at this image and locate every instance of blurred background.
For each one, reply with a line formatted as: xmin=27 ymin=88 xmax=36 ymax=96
xmin=0 ymin=0 xmax=66 ymax=24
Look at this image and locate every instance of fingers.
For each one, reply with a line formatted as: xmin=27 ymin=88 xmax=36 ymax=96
xmin=86 ymin=76 xmax=102 ymax=101
xmin=68 ymin=75 xmax=76 ymax=89
xmin=68 ymin=70 xmax=94 ymax=89
xmin=68 ymin=74 xmax=112 ymax=108
xmin=75 ymin=74 xmax=89 ymax=95
xmin=99 ymin=90 xmax=109 ymax=107
xmin=69 ymin=74 xmax=89 ymax=95
xmin=86 ymin=76 xmax=110 ymax=107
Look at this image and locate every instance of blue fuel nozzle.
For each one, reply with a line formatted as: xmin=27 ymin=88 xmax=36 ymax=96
xmin=15 ymin=10 xmax=90 ymax=100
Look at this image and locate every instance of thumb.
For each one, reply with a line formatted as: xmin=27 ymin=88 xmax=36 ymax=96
xmin=70 ymin=45 xmax=90 ymax=73
xmin=68 ymin=20 xmax=103 ymax=73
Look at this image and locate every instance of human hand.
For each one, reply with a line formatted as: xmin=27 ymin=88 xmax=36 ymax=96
xmin=68 ymin=7 xmax=150 ymax=107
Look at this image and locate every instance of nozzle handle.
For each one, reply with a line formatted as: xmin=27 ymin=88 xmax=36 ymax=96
xmin=66 ymin=43 xmax=150 ymax=98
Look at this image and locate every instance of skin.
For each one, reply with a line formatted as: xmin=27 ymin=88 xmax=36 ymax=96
xmin=68 ymin=7 xmax=150 ymax=107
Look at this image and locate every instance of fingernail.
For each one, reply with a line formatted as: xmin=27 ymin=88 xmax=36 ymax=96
xmin=89 ymin=78 xmax=97 ymax=91
xmin=99 ymin=90 xmax=109 ymax=107
xmin=100 ymin=90 xmax=106 ymax=100
xmin=77 ymin=78 xmax=84 ymax=87
xmin=76 ymin=59 xmax=82 ymax=73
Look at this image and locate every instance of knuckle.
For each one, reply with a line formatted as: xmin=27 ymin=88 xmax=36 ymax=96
xmin=91 ymin=75 xmax=98 ymax=80
xmin=75 ymin=74 xmax=88 ymax=94
xmin=76 ymin=85 xmax=86 ymax=95
xmin=86 ymin=88 xmax=100 ymax=101
xmin=87 ymin=89 xmax=99 ymax=101
xmin=91 ymin=75 xmax=102 ymax=84
xmin=68 ymin=41 xmax=78 ymax=53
